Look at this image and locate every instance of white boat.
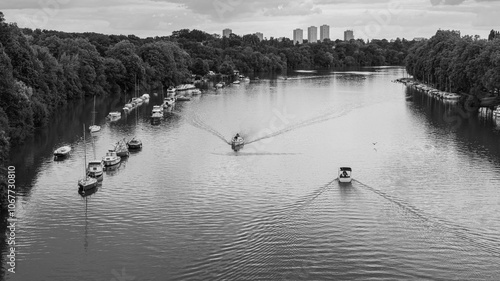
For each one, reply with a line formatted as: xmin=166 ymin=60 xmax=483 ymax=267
xmin=79 ymin=124 xmax=98 ymax=191
xmin=107 ymin=111 xmax=121 ymax=120
xmin=191 ymin=89 xmax=202 ymax=95
xmin=54 ymin=146 xmax=71 ymax=157
xmin=87 ymin=160 xmax=104 ymax=181
xmin=152 ymin=105 xmax=164 ymax=118
xmin=102 ymin=151 xmax=121 ymax=167
xmin=142 ymin=93 xmax=150 ymax=100
xmin=231 ymin=134 xmax=244 ymax=152
xmin=338 ymin=167 xmax=352 ymax=183
xmin=167 ymin=87 xmax=176 ymax=94
xmin=233 ymin=80 xmax=240 ymax=84
xmin=89 ymin=96 xmax=101 ymax=132
xmin=215 ymin=83 xmax=224 ymax=88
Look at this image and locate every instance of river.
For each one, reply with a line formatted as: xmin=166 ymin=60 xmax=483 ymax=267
xmin=2 ymin=67 xmax=500 ymax=280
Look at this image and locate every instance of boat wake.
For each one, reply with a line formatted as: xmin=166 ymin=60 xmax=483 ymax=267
xmin=211 ymin=152 xmax=300 ymax=157
xmin=188 ymin=113 xmax=231 ymax=145
xmin=245 ymin=104 xmax=359 ymax=145
xmin=353 ymin=179 xmax=500 ymax=258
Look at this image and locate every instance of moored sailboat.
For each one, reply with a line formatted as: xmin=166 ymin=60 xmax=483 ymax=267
xmin=78 ymin=124 xmax=98 ymax=191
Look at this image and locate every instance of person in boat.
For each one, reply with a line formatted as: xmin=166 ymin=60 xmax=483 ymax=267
xmin=233 ymin=133 xmax=240 ymax=141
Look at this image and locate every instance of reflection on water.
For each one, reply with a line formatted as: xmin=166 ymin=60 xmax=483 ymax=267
xmin=3 ymin=67 xmax=500 ymax=280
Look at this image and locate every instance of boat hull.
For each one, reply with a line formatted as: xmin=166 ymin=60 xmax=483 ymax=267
xmin=103 ymin=158 xmax=121 ymax=167
xmin=54 ymin=146 xmax=71 ymax=157
xmin=78 ymin=178 xmax=98 ymax=190
xmin=231 ymin=139 xmax=244 ymax=152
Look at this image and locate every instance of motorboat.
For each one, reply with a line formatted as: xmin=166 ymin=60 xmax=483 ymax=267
xmin=54 ymin=146 xmax=71 ymax=157
xmin=176 ymin=95 xmax=191 ymax=102
xmin=338 ymin=167 xmax=352 ymax=183
xmin=191 ymin=89 xmax=202 ymax=95
xmin=215 ymin=83 xmax=224 ymax=89
xmin=127 ymin=137 xmax=142 ymax=149
xmin=102 ymin=151 xmax=121 ymax=167
xmin=79 ymin=124 xmax=98 ymax=191
xmin=87 ymin=160 xmax=104 ymax=181
xmin=152 ymin=105 xmax=164 ymax=118
xmin=107 ymin=111 xmax=121 ymax=120
xmin=231 ymin=134 xmax=244 ymax=152
xmin=89 ymin=125 xmax=101 ymax=133
xmin=233 ymin=80 xmax=240 ymax=84
xmin=113 ymin=139 xmax=129 ymax=158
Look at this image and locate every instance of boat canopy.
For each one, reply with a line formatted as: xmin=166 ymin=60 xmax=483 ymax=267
xmin=339 ymin=167 xmax=352 ymax=171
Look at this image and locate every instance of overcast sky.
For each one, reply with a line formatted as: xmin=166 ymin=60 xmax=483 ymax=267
xmin=2 ymin=0 xmax=499 ymax=40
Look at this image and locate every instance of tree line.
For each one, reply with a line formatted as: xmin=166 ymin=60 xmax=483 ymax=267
xmin=405 ymin=29 xmax=500 ymax=96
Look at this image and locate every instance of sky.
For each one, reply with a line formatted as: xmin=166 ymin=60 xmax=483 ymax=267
xmin=1 ymin=0 xmax=500 ymax=40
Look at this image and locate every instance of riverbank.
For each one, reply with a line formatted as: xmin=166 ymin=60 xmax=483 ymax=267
xmin=394 ymin=78 xmax=461 ymax=101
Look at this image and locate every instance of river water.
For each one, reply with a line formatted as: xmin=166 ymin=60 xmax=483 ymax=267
xmin=2 ymin=67 xmax=500 ymax=280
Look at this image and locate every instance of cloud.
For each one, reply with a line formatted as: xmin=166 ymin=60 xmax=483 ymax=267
xmin=264 ymin=0 xmax=322 ymax=16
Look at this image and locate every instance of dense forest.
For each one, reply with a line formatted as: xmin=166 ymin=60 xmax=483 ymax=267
xmin=405 ymin=29 xmax=500 ymax=96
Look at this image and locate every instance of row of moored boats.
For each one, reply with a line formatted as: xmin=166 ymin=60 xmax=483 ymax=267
xmin=396 ymin=78 xmax=461 ymax=101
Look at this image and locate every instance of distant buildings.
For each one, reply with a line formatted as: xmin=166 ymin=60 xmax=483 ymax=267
xmin=319 ymin=24 xmax=330 ymax=42
xmin=255 ymin=32 xmax=263 ymax=41
xmin=293 ymin=28 xmax=303 ymax=44
xmin=344 ymin=30 xmax=354 ymax=41
xmin=222 ymin=28 xmax=232 ymax=38
xmin=307 ymin=26 xmax=318 ymax=43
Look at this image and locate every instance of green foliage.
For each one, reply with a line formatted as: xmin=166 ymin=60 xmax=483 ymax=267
xmin=406 ymin=30 xmax=500 ymax=95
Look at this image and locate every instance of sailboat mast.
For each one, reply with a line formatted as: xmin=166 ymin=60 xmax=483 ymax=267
xmin=83 ymin=123 xmax=86 ymax=179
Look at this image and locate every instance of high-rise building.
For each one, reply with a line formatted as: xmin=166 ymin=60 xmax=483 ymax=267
xmin=344 ymin=30 xmax=354 ymax=41
xmin=319 ymin=24 xmax=330 ymax=42
xmin=223 ymin=28 xmax=232 ymax=38
xmin=255 ymin=32 xmax=263 ymax=41
xmin=293 ymin=28 xmax=303 ymax=44
xmin=308 ymin=26 xmax=317 ymax=43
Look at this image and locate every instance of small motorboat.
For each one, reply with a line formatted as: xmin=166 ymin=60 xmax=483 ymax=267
xmin=107 ymin=111 xmax=121 ymax=120
xmin=78 ymin=176 xmax=98 ymax=191
xmin=102 ymin=151 xmax=121 ymax=167
xmin=87 ymin=160 xmax=104 ymax=181
xmin=233 ymin=80 xmax=240 ymax=84
xmin=54 ymin=146 xmax=71 ymax=157
xmin=89 ymin=125 xmax=101 ymax=133
xmin=176 ymin=96 xmax=191 ymax=102
xmin=191 ymin=89 xmax=202 ymax=95
xmin=215 ymin=83 xmax=224 ymax=89
xmin=338 ymin=167 xmax=352 ymax=183
xmin=127 ymin=137 xmax=142 ymax=150
xmin=151 ymin=105 xmax=164 ymax=118
xmin=231 ymin=134 xmax=244 ymax=152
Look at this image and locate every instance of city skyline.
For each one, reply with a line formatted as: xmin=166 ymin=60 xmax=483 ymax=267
xmin=2 ymin=1 xmax=499 ymax=40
